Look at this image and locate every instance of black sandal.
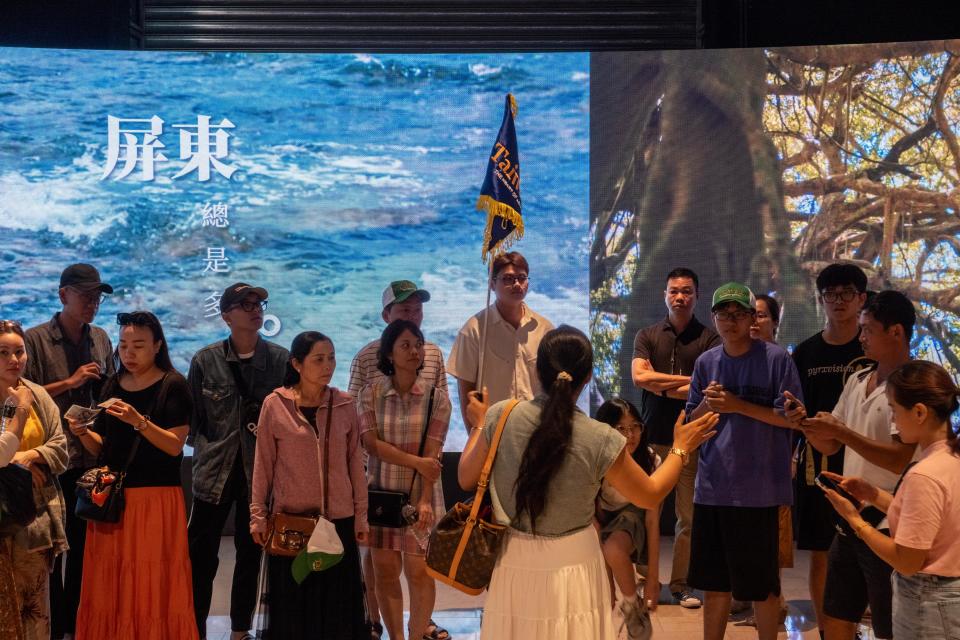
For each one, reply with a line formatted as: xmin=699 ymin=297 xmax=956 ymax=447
xmin=423 ymin=619 xmax=451 ymax=640
xmin=369 ymin=621 xmax=383 ymax=639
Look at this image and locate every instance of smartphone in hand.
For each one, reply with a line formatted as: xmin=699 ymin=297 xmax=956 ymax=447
xmin=815 ymin=472 xmax=862 ymax=511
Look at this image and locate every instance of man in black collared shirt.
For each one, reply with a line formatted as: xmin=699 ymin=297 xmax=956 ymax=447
xmin=23 ymin=263 xmax=115 ymax=639
xmin=632 ymin=267 xmax=720 ymax=609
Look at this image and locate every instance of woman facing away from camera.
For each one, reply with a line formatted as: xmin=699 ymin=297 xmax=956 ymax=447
xmin=459 ymin=325 xmax=719 ymax=639
xmin=0 ymin=320 xmax=68 ymax=640
xmin=822 ymin=360 xmax=960 ymax=640
xmin=594 ymin=398 xmax=662 ymax=640
xmin=358 ymin=319 xmax=451 ymax=640
xmin=69 ymin=311 xmax=198 ymax=640
xmin=250 ymin=331 xmax=368 ymax=639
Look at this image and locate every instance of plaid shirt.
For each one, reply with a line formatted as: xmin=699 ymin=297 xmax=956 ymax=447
xmin=347 ymin=339 xmax=448 ymax=397
xmin=358 ymin=376 xmax=450 ymax=509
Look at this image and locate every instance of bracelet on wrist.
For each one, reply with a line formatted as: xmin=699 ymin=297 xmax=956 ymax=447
xmin=668 ymin=447 xmax=689 ymax=465
xmin=853 ymin=521 xmax=871 ymax=539
xmin=134 ymin=415 xmax=150 ymax=432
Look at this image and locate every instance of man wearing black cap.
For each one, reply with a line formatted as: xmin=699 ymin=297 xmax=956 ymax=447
xmin=187 ymin=282 xmax=289 ymax=640
xmin=24 ymin=263 xmax=114 ymax=639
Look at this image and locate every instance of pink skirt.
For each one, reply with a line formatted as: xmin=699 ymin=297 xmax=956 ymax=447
xmin=76 ymin=486 xmax=199 ymax=640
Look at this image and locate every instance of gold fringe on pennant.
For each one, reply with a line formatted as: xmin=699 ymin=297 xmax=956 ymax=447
xmin=477 ymin=194 xmax=524 ymax=262
xmin=507 ymin=93 xmax=518 ymax=118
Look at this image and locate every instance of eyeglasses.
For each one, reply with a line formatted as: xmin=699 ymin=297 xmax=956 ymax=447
xmin=615 ymin=423 xmax=643 ymax=436
xmin=69 ymin=287 xmax=107 ymax=305
xmin=820 ymin=289 xmax=860 ymax=303
xmin=496 ymin=274 xmax=529 ymax=286
xmin=713 ymin=310 xmax=754 ymax=322
xmin=229 ymin=300 xmax=268 ymax=312
xmin=117 ymin=312 xmax=154 ymax=326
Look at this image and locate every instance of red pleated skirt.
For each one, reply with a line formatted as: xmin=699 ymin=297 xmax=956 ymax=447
xmin=76 ymin=486 xmax=199 ymax=640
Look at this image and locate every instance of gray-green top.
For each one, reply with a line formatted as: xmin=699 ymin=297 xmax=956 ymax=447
xmin=484 ymin=396 xmax=626 ymax=537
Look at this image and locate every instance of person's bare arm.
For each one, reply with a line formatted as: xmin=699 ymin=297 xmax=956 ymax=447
xmin=804 ymin=412 xmax=916 ymax=474
xmin=456 ymin=378 xmax=477 ymax=432
xmin=631 ymin=358 xmax=690 ymax=397
xmin=43 ymin=363 xmax=102 ymax=399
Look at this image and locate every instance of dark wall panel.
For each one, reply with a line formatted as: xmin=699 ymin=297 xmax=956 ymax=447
xmin=140 ymin=0 xmax=700 ymax=51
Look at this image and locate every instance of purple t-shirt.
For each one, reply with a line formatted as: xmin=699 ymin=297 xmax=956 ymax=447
xmin=685 ymin=339 xmax=803 ymax=507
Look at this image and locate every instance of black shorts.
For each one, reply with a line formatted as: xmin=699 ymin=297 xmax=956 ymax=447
xmin=823 ymin=530 xmax=893 ymax=639
xmin=795 ymin=444 xmax=844 ymax=551
xmin=688 ymin=504 xmax=780 ymax=602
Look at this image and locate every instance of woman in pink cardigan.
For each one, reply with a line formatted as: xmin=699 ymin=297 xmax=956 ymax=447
xmin=250 ymin=331 xmax=368 ymax=639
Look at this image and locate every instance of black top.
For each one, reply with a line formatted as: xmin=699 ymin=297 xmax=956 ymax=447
xmin=791 ymin=331 xmax=870 ymax=416
xmin=300 ymin=406 xmax=319 ymax=433
xmin=632 ymin=316 xmax=721 ymax=445
xmin=94 ymin=372 xmax=192 ymax=488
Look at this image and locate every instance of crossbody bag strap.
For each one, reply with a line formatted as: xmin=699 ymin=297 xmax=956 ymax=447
xmin=322 ymin=387 xmax=333 ymax=517
xmin=469 ymin=399 xmax=519 ymax=520
xmin=407 ymin=386 xmax=436 ymax=496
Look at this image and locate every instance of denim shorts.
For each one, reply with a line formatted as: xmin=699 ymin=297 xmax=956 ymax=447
xmin=892 ymin=572 xmax=960 ymax=640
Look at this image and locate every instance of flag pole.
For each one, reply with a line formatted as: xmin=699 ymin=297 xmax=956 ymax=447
xmin=475 ymin=258 xmax=495 ymax=393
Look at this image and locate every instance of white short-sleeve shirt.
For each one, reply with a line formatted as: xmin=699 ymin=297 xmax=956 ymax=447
xmin=832 ymin=368 xmax=910 ymax=493
xmin=446 ymin=303 xmax=554 ymax=405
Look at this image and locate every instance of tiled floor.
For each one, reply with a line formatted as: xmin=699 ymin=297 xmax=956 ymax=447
xmin=205 ymin=537 xmax=878 ymax=639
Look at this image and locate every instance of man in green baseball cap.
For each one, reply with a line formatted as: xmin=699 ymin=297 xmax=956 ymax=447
xmin=711 ymin=281 xmax=756 ymax=313
xmin=685 ymin=280 xmax=804 ymax=640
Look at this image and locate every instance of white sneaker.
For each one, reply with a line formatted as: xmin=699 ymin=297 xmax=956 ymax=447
xmin=619 ymin=597 xmax=652 ymax=640
xmin=672 ymin=590 xmax=702 ymax=609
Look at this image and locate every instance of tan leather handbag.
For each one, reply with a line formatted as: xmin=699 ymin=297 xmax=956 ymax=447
xmin=425 ymin=399 xmax=518 ymax=595
xmin=266 ymin=389 xmax=333 ymax=557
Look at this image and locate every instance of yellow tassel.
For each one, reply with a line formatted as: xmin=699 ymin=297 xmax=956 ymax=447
xmin=507 ymin=93 xmax=518 ymax=119
xmin=476 ymin=195 xmax=524 ymax=262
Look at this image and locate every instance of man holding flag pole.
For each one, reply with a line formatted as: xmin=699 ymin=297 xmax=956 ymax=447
xmin=447 ymin=94 xmax=554 ymax=429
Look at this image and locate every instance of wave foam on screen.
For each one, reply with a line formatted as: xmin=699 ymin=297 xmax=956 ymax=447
xmin=0 ymin=48 xmax=590 ymax=451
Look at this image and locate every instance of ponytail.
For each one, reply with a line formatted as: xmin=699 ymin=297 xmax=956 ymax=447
xmin=514 ymin=326 xmax=593 ymax=534
xmin=887 ymin=360 xmax=960 ymax=457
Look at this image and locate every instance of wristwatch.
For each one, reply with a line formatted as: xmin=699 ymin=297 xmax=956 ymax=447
xmin=134 ymin=415 xmax=150 ymax=432
xmin=668 ymin=447 xmax=689 ymax=465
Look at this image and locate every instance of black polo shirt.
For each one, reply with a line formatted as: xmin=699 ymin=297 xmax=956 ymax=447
xmin=632 ymin=316 xmax=720 ymax=445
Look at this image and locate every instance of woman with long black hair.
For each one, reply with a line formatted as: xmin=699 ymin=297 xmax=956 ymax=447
xmin=70 ymin=311 xmax=197 ymax=640
xmin=459 ymin=325 xmax=719 ymax=639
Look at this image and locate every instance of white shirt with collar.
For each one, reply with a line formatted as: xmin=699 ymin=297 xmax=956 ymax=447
xmin=446 ymin=302 xmax=554 ymax=405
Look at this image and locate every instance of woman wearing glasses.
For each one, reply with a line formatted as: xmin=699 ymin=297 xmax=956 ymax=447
xmin=69 ymin=312 xmax=198 ymax=640
xmin=594 ymin=398 xmax=661 ymax=640
xmin=0 ymin=320 xmax=68 ymax=640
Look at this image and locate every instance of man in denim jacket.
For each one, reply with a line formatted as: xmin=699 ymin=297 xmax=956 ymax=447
xmin=187 ymin=283 xmax=289 ymax=640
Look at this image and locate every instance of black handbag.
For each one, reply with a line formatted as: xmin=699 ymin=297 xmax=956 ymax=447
xmin=75 ymin=373 xmax=167 ymax=523
xmin=0 ymin=463 xmax=38 ymax=536
xmin=75 ymin=437 xmax=140 ymax=523
xmin=368 ymin=388 xmax=435 ymax=528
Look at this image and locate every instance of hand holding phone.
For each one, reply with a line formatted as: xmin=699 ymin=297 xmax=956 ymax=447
xmin=815 ymin=472 xmax=862 ymax=511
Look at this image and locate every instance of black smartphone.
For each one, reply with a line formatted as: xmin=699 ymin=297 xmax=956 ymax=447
xmin=815 ymin=473 xmax=862 ymax=510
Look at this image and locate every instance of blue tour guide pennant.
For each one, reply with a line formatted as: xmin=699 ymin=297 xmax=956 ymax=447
xmin=477 ymin=93 xmax=523 ymax=262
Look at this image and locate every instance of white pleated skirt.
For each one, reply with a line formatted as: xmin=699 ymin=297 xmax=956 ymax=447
xmin=481 ymin=525 xmax=615 ymax=640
